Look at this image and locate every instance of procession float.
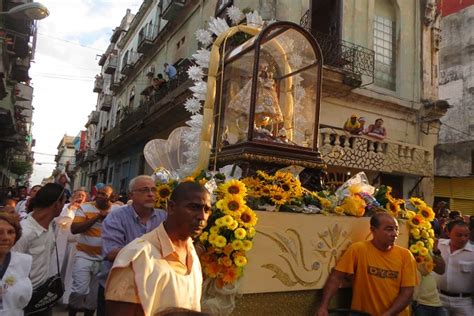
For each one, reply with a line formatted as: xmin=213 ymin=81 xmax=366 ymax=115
xmin=143 ymin=7 xmax=436 ymax=315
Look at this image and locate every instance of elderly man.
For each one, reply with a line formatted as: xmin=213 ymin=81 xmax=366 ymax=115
xmin=96 ymin=175 xmax=167 ymax=316
xmin=105 ymin=182 xmax=211 ymax=316
xmin=69 ymin=185 xmax=118 ymax=316
xmin=316 ymin=213 xmax=418 ymax=316
xmin=436 ymin=220 xmax=473 ymax=316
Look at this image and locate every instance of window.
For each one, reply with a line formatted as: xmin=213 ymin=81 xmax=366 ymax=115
xmin=374 ymin=15 xmax=396 ymax=90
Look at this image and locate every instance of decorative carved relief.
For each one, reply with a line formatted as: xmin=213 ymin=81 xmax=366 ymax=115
xmin=259 ymin=224 xmax=351 ymax=287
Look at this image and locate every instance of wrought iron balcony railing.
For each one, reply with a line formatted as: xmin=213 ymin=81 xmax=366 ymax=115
xmin=300 ymin=10 xmax=374 ymax=84
xmin=138 ymin=24 xmax=159 ymax=53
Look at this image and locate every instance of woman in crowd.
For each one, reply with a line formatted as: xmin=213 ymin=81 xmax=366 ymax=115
xmin=12 ymin=183 xmax=67 ymax=316
xmin=0 ymin=212 xmax=33 ymax=315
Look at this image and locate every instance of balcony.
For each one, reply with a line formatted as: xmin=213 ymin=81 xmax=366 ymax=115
xmin=104 ymin=54 xmax=118 ymax=74
xmin=14 ymin=83 xmax=33 ymax=101
xmin=110 ymin=27 xmax=124 ymax=44
xmin=99 ymin=94 xmax=113 ymax=112
xmin=85 ymin=111 xmax=100 ymax=128
xmin=120 ymin=51 xmax=140 ymax=76
xmin=93 ymin=76 xmax=104 ymax=93
xmin=161 ymin=0 xmax=186 ymax=20
xmin=84 ymin=149 xmax=96 ymax=162
xmin=318 ymin=127 xmax=432 ymax=177
xmin=137 ymin=24 xmax=159 ymax=53
xmin=300 ymin=10 xmax=374 ymax=87
xmin=10 ymin=57 xmax=30 ymax=82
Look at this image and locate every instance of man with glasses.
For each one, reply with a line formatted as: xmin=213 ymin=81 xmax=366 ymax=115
xmin=105 ymin=182 xmax=211 ymax=315
xmin=69 ymin=185 xmax=118 ymax=316
xmin=97 ymin=175 xmax=167 ymax=316
xmin=315 ymin=213 xmax=418 ymax=316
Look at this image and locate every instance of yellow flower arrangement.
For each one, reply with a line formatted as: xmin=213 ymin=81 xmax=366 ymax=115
xmin=198 ymin=178 xmax=257 ymax=288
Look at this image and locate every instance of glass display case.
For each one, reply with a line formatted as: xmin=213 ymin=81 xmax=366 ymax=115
xmin=212 ymin=22 xmax=324 ymax=171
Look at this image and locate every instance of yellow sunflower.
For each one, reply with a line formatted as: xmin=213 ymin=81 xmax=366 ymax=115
xmin=418 ymin=205 xmax=435 ymax=222
xmin=216 ymin=195 xmax=245 ymax=214
xmin=386 ymin=202 xmax=401 ymax=216
xmin=220 ymin=179 xmax=247 ymax=197
xmin=156 ymin=183 xmax=172 ymax=200
xmin=410 ymin=197 xmax=427 ymax=208
xmin=408 ymin=214 xmax=425 ymax=228
xmin=268 ymin=185 xmax=288 ymax=205
xmin=239 ymin=206 xmax=258 ymax=228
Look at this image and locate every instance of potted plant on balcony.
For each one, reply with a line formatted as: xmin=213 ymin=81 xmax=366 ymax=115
xmin=8 ymin=160 xmax=33 ymax=176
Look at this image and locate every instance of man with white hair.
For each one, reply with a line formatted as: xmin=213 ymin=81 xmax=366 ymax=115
xmin=96 ymin=175 xmax=167 ymax=316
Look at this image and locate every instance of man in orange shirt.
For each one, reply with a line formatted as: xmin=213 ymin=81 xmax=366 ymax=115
xmin=316 ymin=213 xmax=418 ymax=316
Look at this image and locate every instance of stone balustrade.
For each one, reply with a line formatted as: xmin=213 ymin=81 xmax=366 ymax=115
xmin=318 ymin=127 xmax=432 ymax=176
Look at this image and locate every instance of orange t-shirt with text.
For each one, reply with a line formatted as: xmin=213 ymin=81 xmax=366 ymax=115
xmin=335 ymin=241 xmax=418 ymax=316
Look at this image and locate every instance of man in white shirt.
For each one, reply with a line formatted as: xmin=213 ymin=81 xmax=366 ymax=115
xmin=436 ymin=220 xmax=473 ymax=316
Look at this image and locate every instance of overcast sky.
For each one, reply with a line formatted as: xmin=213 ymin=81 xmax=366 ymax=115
xmin=29 ymin=0 xmax=141 ymax=185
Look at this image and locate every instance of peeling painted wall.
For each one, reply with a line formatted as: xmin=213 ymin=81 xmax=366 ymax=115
xmin=438 ymin=5 xmax=474 ymax=144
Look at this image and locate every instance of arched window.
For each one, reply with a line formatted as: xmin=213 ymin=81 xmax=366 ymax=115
xmin=374 ymin=0 xmax=397 ymax=91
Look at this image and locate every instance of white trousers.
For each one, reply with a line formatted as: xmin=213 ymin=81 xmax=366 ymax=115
xmin=440 ymin=294 xmax=473 ymax=316
xmin=69 ymin=254 xmax=100 ymax=310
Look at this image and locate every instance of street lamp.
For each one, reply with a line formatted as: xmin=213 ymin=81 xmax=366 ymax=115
xmin=0 ymin=2 xmax=49 ymax=20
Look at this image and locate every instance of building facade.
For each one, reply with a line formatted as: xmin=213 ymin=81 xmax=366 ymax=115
xmin=0 ymin=0 xmax=38 ymax=187
xmin=434 ymin=0 xmax=474 ymax=215
xmin=76 ymin=0 xmax=446 ymax=203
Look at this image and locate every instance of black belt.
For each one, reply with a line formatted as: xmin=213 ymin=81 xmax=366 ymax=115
xmin=440 ymin=290 xmax=471 ymax=298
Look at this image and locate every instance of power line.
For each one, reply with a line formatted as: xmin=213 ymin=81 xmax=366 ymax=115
xmin=37 ymin=32 xmax=105 ymax=52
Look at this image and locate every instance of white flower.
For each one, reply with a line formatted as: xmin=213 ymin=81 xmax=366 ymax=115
xmin=189 ymin=81 xmax=207 ymax=100
xmin=187 ymin=65 xmax=204 ymax=81
xmin=208 ymin=17 xmax=229 ymax=36
xmin=226 ymin=6 xmax=244 ymax=25
xmin=195 ymin=29 xmax=213 ymax=46
xmin=186 ymin=114 xmax=203 ymax=129
xmin=184 ymin=98 xmax=202 ymax=114
xmin=289 ymin=54 xmax=303 ymax=68
xmin=245 ymin=11 xmax=264 ymax=28
xmin=192 ymin=48 xmax=211 ymax=68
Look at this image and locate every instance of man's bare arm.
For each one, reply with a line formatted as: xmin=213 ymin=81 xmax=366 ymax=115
xmin=315 ymin=270 xmax=348 ymax=316
xmin=106 ymin=300 xmax=144 ymax=316
xmin=71 ymin=215 xmax=101 ymax=234
xmin=382 ymin=286 xmax=414 ymax=316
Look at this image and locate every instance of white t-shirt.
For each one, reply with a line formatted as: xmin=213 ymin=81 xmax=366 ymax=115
xmin=12 ymin=215 xmax=55 ymax=288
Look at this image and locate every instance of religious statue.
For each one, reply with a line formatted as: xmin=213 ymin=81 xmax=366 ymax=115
xmin=226 ymin=63 xmax=284 ymax=143
xmin=255 ymin=65 xmax=283 ymax=131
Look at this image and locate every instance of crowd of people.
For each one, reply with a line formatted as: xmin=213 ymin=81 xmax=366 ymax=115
xmin=0 ymin=174 xmax=472 ymax=315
